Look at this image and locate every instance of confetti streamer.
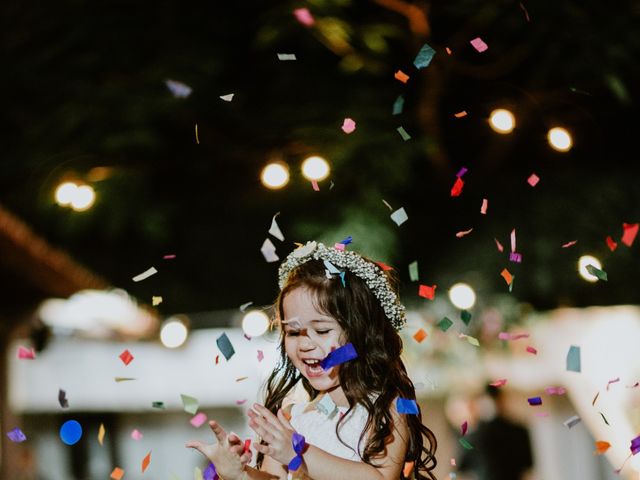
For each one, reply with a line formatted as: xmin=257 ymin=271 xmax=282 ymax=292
xmin=456 ymin=228 xmax=473 ymax=238
xmin=288 ymin=433 xmax=307 ymax=471
xmin=606 ymin=377 xmax=620 ymax=391
xmin=132 ymin=267 xmax=157 ymax=282
xmin=195 ymin=123 xmax=199 ymax=144
xmin=562 ymin=240 xmax=577 ymax=248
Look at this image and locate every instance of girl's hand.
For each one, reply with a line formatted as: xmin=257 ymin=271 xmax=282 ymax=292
xmin=248 ymin=403 xmax=299 ymax=468
xmin=186 ymin=420 xmax=252 ymax=479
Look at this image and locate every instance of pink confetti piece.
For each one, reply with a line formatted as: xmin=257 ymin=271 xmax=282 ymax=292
xmin=311 ymin=180 xmax=320 ymax=191
xmin=606 ymin=377 xmax=620 ymax=391
xmin=562 ymin=240 xmax=577 ymax=248
xmin=131 ymin=429 xmax=143 ymax=440
xmin=527 ymin=173 xmax=540 ymax=187
xmin=163 ymin=254 xmax=176 ymax=259
xmin=461 ymin=421 xmax=468 ymax=436
xmin=470 ymin=37 xmax=488 ymax=52
xmin=526 ymin=346 xmax=538 ymax=354
xmin=334 ymin=243 xmax=345 ymax=251
xmin=494 ymin=238 xmax=504 ymax=252
xmin=17 ymin=346 xmax=36 ymax=359
xmin=341 ymin=118 xmax=356 ymax=134
xmin=257 ymin=350 xmax=264 ymax=362
xmin=456 ymin=167 xmax=468 ymax=177
xmin=519 ymin=2 xmax=531 ymax=22
xmin=456 ymin=227 xmax=473 ymax=238
xmin=498 ymin=332 xmax=529 ymax=341
xmin=626 ymin=382 xmax=639 ymax=388
xmin=545 ymin=386 xmax=566 ymax=395
xmin=236 ymin=399 xmax=247 ymax=405
xmin=490 ymin=379 xmax=508 ymax=387
xmin=190 ymin=413 xmax=208 ymax=428
xmin=480 ymin=198 xmax=488 ymax=214
xmin=535 ymin=412 xmax=550 ymax=417
xmin=510 ymin=229 xmax=517 ymax=252
xmin=450 ymin=458 xmax=456 ymax=466
xmin=293 ymin=7 xmax=315 ymax=26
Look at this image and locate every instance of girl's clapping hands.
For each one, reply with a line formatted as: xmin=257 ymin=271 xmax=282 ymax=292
xmin=248 ymin=403 xmax=300 ymax=467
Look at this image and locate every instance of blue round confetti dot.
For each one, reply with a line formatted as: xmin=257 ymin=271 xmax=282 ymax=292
xmin=60 ymin=420 xmax=82 ymax=445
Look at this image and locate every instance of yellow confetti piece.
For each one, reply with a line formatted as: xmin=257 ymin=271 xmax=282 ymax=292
xmin=235 ymin=376 xmax=249 ymax=382
xmin=98 ymin=423 xmax=105 ymax=446
xmin=195 ymin=124 xmax=199 ymax=144
xmin=152 ymin=296 xmax=163 ymax=306
xmin=194 ymin=466 xmax=203 ymax=480
xmin=458 ymin=333 xmax=480 ymax=346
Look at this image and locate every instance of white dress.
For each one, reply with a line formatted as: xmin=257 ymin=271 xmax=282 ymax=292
xmin=288 ymin=396 xmax=370 ymax=462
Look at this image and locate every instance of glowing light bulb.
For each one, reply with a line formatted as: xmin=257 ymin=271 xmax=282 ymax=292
xmin=242 ymin=310 xmax=270 ymax=337
xmin=548 ymin=127 xmax=572 ymax=152
xmin=160 ymin=318 xmax=189 ymax=348
xmin=301 ymin=156 xmax=330 ymax=181
xmin=489 ymin=109 xmax=516 ymax=134
xmin=70 ymin=185 xmax=96 ymax=211
xmin=448 ymin=283 xmax=476 ymax=309
xmin=55 ymin=182 xmax=79 ymax=206
xmin=261 ymin=163 xmax=290 ymax=189
xmin=578 ymin=255 xmax=602 ymax=282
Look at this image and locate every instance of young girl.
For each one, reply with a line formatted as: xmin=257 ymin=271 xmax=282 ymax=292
xmin=187 ymin=241 xmax=437 ymax=479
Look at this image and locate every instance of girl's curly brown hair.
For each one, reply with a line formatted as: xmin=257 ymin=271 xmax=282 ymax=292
xmin=258 ymin=258 xmax=437 ymax=479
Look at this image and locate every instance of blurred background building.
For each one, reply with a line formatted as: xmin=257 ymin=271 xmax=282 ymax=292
xmin=2 ymin=0 xmax=640 ymax=478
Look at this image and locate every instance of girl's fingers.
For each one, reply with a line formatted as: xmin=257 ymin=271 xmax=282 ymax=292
xmin=240 ymin=450 xmax=253 ymax=465
xmin=185 ymin=440 xmax=213 ymax=458
xmin=254 ymin=443 xmax=270 ymax=455
xmin=208 ymin=420 xmax=228 ymax=444
xmin=251 ymin=404 xmax=282 ymax=430
xmin=277 ymin=408 xmax=294 ymax=430
xmin=228 ymin=432 xmax=242 ymax=446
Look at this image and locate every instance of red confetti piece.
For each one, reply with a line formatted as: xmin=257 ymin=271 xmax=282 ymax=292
xmin=451 ymin=177 xmax=464 ymax=197
xmin=461 ymin=421 xmax=468 ymax=436
xmin=375 ymin=261 xmax=394 ymax=271
xmin=243 ymin=439 xmax=252 ymax=454
xmin=163 ymin=254 xmax=176 ymax=259
xmin=215 ymin=355 xmax=220 ymax=365
xmin=119 ymin=349 xmax=134 ymax=366
xmin=418 ymin=284 xmax=437 ymax=300
xmin=526 ymin=346 xmax=538 ymax=354
xmin=562 ymin=240 xmax=577 ymax=248
xmin=293 ymin=7 xmax=315 ymax=26
xmin=606 ymin=236 xmax=618 ymax=251
xmin=490 ymin=379 xmax=508 ymax=387
xmin=621 ymin=223 xmax=639 ymax=247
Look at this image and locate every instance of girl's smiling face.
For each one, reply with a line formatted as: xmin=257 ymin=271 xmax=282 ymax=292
xmin=282 ymin=287 xmax=346 ymax=393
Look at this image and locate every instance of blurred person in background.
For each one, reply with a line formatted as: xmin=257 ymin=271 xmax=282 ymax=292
xmin=457 ymin=385 xmax=534 ymax=480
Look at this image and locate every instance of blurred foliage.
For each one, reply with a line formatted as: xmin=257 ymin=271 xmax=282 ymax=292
xmin=2 ymin=0 xmax=639 ymax=322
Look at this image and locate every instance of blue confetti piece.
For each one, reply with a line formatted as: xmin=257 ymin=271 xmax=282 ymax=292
xmin=339 ymin=271 xmax=346 ymax=287
xmin=527 ymin=396 xmax=542 ymax=406
xmin=288 ymin=433 xmax=306 ymax=471
xmin=413 ymin=43 xmax=436 ymax=69
xmin=339 ymin=236 xmax=353 ymax=245
xmin=60 ymin=420 xmax=83 ymax=445
xmin=216 ymin=333 xmax=236 ymax=361
xmin=396 ymin=398 xmax=419 ymax=415
xmin=204 ymin=462 xmax=218 ymax=480
xmin=7 ymin=428 xmax=27 ymax=443
xmin=320 ymin=343 xmax=358 ymax=370
xmin=566 ymin=345 xmax=581 ymax=372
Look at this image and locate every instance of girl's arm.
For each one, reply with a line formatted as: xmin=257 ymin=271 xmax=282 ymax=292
xmin=249 ymin=404 xmax=410 ymax=480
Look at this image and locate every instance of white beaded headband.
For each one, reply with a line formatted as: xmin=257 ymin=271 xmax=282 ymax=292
xmin=278 ymin=241 xmax=406 ymax=330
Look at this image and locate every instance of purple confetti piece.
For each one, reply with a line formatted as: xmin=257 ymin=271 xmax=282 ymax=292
xmin=288 ymin=433 xmax=306 ymax=471
xmin=396 ymin=398 xmax=419 ymax=414
xmin=631 ymin=435 xmax=640 ymax=455
xmin=320 ymin=343 xmax=357 ymax=370
xmin=7 ymin=428 xmax=26 ymax=443
xmin=456 ymin=167 xmax=468 ymax=178
xmin=203 ymin=462 xmax=218 ymax=480
xmin=509 ymin=252 xmax=522 ymax=263
xmin=527 ymin=396 xmax=542 ymax=406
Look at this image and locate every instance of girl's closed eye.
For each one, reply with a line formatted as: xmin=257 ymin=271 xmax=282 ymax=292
xmin=285 ymin=329 xmax=300 ymax=337
xmin=315 ymin=329 xmax=331 ymax=335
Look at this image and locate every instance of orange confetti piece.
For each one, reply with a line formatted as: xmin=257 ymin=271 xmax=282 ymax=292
xmin=445 ymin=47 xmax=452 ymax=55
xmin=413 ymin=328 xmax=428 ymax=343
xmin=595 ymin=441 xmax=611 ymax=455
xmin=621 ymin=223 xmax=638 ymax=247
xmin=394 ymin=70 xmax=410 ymax=83
xmin=500 ymin=268 xmax=513 ymax=285
xmin=456 ymin=228 xmax=473 ymax=238
xmin=403 ymin=461 xmax=415 ymax=477
xmin=142 ymin=451 xmax=151 ymax=473
xmin=110 ymin=467 xmax=124 ymax=480
xmin=418 ymin=284 xmax=436 ymax=300
xmin=454 ymin=111 xmax=467 ymax=118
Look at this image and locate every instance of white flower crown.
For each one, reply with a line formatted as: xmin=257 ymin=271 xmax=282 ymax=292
xmin=278 ymin=241 xmax=407 ymax=330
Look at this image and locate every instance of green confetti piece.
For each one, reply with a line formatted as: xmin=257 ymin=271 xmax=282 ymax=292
xmin=392 ymin=95 xmax=405 ymax=115
xmin=586 ymin=264 xmax=608 ymax=281
xmin=508 ymin=275 xmax=515 ymax=292
xmin=397 ymin=126 xmax=411 ymax=141
xmin=461 ymin=310 xmax=472 ymax=325
xmin=152 ymin=401 xmax=165 ymax=409
xmin=459 ymin=437 xmax=473 ymax=450
xmin=181 ymin=394 xmax=199 ymax=415
xmin=437 ymin=317 xmax=453 ymax=332
xmin=408 ymin=261 xmax=419 ymax=282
